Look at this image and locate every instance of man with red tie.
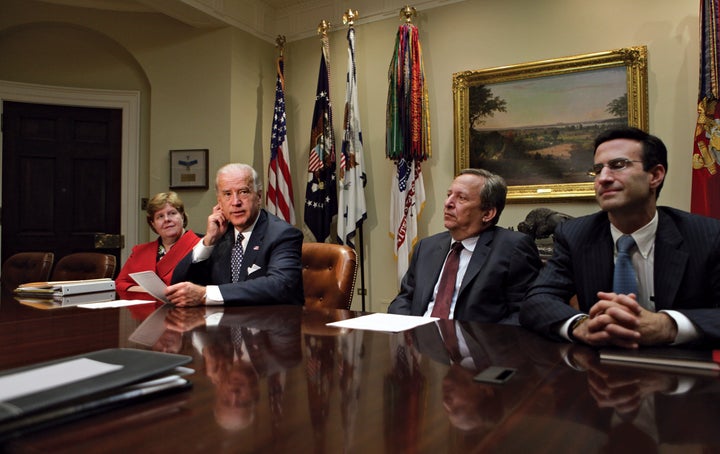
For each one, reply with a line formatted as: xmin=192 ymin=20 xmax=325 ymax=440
xmin=388 ymin=168 xmax=542 ymax=323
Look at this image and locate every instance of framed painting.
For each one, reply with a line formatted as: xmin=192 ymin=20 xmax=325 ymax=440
xmin=169 ymin=149 xmax=209 ymax=190
xmin=452 ymin=46 xmax=648 ymax=202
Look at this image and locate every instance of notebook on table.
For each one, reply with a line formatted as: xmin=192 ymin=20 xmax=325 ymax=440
xmin=0 ymin=348 xmax=193 ymax=441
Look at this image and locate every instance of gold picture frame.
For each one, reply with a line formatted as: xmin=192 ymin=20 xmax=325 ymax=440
xmin=453 ymin=46 xmax=648 ymax=202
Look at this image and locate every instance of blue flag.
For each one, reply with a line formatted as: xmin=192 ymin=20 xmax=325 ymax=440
xmin=304 ymin=34 xmax=337 ymax=242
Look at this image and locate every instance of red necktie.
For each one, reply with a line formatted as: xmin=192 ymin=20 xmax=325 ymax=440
xmin=431 ymin=242 xmax=463 ymax=319
xmin=438 ymin=319 xmax=462 ymax=362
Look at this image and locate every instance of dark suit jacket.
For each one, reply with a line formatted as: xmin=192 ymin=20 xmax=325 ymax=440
xmin=388 ymin=226 xmax=542 ymax=323
xmin=520 ymin=207 xmax=720 ymax=345
xmin=172 ymin=209 xmax=304 ymax=306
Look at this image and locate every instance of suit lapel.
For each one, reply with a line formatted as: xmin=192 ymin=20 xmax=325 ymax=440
xmin=578 ymin=217 xmax=614 ymax=307
xmin=239 ymin=210 xmax=267 ymax=281
xmin=420 ymin=235 xmax=451 ymax=308
xmin=215 ymin=228 xmax=235 ymax=283
xmin=458 ymin=228 xmax=493 ymax=296
xmin=653 ymin=212 xmax=687 ymax=309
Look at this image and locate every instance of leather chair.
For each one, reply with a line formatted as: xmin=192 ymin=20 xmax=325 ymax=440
xmin=51 ymin=252 xmax=117 ymax=281
xmin=1 ymin=252 xmax=55 ymax=290
xmin=301 ymin=243 xmax=357 ymax=310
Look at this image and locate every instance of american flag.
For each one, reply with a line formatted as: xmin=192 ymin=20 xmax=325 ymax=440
xmin=304 ymin=33 xmax=337 ymax=242
xmin=390 ymin=159 xmax=425 ymax=286
xmin=266 ymin=55 xmax=295 ymax=224
xmin=337 ymin=26 xmax=367 ymax=249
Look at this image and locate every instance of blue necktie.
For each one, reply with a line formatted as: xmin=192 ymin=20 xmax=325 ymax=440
xmin=613 ymin=235 xmax=638 ymax=295
xmin=231 ymin=232 xmax=244 ymax=283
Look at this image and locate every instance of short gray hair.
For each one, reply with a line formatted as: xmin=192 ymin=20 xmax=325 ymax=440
xmin=458 ymin=168 xmax=507 ymax=226
xmin=215 ymin=163 xmax=262 ymax=193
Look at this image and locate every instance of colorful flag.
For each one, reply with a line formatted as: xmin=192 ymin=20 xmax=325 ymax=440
xmin=337 ymin=26 xmax=367 ymax=248
xmin=387 ymin=22 xmax=431 ymax=286
xmin=692 ymin=0 xmax=720 ymax=219
xmin=304 ymin=34 xmax=337 ymax=242
xmin=266 ymin=55 xmax=295 ymax=224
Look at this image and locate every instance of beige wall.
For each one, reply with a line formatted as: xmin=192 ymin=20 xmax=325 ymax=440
xmin=0 ymin=0 xmax=700 ymax=312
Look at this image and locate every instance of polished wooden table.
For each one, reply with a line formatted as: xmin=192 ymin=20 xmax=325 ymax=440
xmin=1 ymin=290 xmax=719 ymax=453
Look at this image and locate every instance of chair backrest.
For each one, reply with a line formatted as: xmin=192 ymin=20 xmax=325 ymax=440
xmin=51 ymin=252 xmax=117 ymax=281
xmin=1 ymin=252 xmax=55 ymax=290
xmin=301 ymin=243 xmax=357 ymax=310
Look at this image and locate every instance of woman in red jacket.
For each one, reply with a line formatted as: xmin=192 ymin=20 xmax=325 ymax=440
xmin=115 ymin=192 xmax=201 ymax=293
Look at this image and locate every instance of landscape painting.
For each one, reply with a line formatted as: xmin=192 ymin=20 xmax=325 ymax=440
xmin=453 ymin=47 xmax=648 ymax=201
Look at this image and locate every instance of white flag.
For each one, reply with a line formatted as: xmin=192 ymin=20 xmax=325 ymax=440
xmin=338 ymin=27 xmax=367 ymax=248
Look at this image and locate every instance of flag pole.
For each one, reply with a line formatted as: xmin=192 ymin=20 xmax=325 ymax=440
xmin=342 ymin=8 xmax=367 ymax=311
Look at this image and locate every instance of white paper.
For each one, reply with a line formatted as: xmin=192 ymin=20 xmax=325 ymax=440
xmin=128 ymin=271 xmax=170 ymax=304
xmin=78 ymin=299 xmax=155 ymax=309
xmin=0 ymin=358 xmax=123 ymax=402
xmin=326 ymin=313 xmax=439 ymax=332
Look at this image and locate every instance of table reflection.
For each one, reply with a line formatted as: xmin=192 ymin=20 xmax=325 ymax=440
xmin=562 ymin=346 xmax=720 ymax=450
xmin=131 ymin=304 xmax=303 ymax=433
xmin=4 ymin=291 xmax=720 ymax=452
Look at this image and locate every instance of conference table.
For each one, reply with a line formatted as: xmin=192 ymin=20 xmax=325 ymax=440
xmin=1 ymin=289 xmax=719 ymax=453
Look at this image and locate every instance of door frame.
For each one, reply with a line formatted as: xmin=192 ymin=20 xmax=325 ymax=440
xmin=0 ymin=80 xmax=139 ymax=263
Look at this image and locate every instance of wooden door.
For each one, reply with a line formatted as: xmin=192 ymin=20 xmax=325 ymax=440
xmin=1 ymin=101 xmax=122 ymax=269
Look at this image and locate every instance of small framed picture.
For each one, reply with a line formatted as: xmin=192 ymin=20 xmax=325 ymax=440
xmin=169 ymin=149 xmax=208 ymax=189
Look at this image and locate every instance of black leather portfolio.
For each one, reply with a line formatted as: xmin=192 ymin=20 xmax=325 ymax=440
xmin=0 ymin=348 xmax=192 ymax=440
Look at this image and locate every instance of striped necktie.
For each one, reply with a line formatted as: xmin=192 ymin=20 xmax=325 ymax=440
xmin=613 ymin=234 xmax=638 ymax=295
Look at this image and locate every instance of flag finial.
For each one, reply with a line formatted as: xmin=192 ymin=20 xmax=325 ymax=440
xmin=343 ymin=9 xmax=359 ymax=26
xmin=400 ymin=5 xmax=416 ymax=23
xmin=317 ymin=20 xmax=331 ymax=36
xmin=275 ymin=35 xmax=286 ymax=57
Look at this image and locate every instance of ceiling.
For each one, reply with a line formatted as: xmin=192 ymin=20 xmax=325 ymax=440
xmin=38 ymin=0 xmax=464 ymax=43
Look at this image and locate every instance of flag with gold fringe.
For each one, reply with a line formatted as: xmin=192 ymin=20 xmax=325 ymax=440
xmin=267 ymin=49 xmax=296 ymax=224
xmin=338 ymin=25 xmax=367 ymax=248
xmin=387 ymin=19 xmax=431 ymax=286
xmin=305 ymin=31 xmax=338 ymax=242
xmin=692 ymin=0 xmax=720 ymax=218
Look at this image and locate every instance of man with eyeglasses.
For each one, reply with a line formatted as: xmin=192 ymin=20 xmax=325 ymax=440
xmin=167 ymin=163 xmax=304 ymax=306
xmin=520 ymin=127 xmax=720 ymax=348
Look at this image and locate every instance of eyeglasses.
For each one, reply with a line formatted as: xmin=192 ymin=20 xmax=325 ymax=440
xmin=587 ymin=158 xmax=643 ymax=177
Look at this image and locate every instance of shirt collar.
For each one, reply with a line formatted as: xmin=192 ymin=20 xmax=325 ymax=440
xmin=452 ymin=235 xmax=479 ymax=253
xmin=610 ymin=211 xmax=658 ymax=258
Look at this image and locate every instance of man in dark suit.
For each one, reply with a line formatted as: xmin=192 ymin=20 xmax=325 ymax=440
xmin=520 ymin=127 xmax=720 ymax=348
xmin=388 ymin=168 xmax=542 ymax=323
xmin=167 ymin=163 xmax=303 ymax=306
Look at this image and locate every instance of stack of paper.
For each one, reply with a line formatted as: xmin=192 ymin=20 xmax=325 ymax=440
xmin=14 ymin=279 xmax=116 ymax=304
xmin=16 ymin=291 xmax=118 ymax=310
